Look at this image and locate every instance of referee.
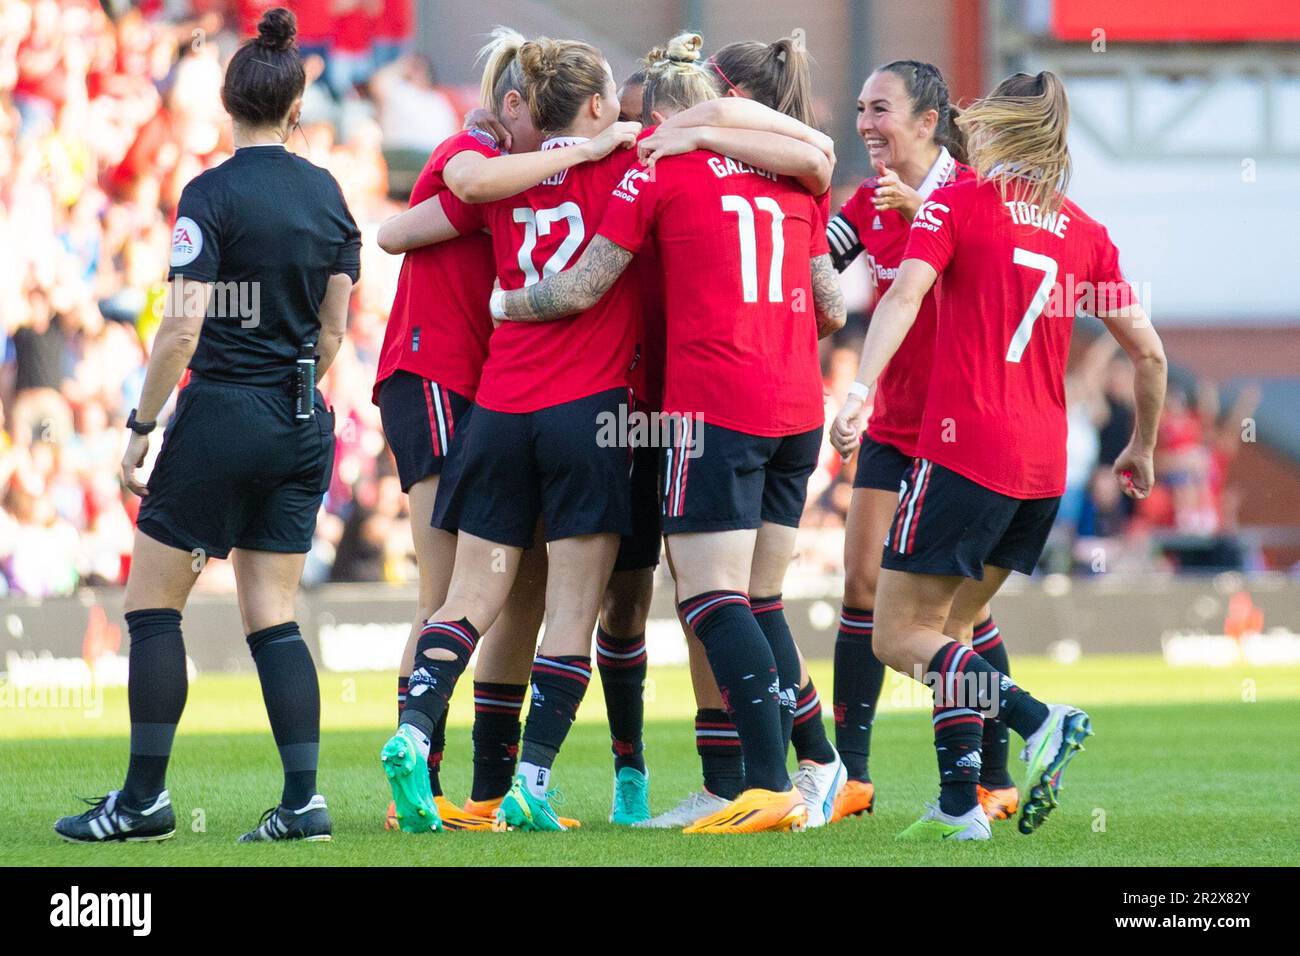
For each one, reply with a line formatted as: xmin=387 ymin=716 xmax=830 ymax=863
xmin=55 ymin=9 xmax=360 ymax=844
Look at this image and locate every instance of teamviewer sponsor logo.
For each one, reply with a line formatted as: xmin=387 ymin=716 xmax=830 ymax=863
xmin=49 ymin=886 xmax=152 ymax=937
xmin=596 ymin=405 xmax=705 ymax=460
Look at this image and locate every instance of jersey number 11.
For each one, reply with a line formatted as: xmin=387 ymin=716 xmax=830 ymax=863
xmin=722 ymin=195 xmax=787 ymax=303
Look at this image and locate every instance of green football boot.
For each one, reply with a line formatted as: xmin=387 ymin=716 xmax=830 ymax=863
xmin=380 ymin=726 xmax=443 ymax=833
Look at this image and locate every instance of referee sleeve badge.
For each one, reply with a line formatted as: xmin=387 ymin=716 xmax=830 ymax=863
xmin=170 ymin=216 xmax=204 ymax=268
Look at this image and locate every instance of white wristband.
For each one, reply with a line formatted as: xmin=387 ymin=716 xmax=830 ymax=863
xmin=489 ymin=289 xmax=506 ymax=321
xmin=848 ymin=381 xmax=870 ymax=401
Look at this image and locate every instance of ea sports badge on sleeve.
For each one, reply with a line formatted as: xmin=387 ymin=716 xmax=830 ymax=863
xmin=170 ymin=216 xmax=203 ymax=268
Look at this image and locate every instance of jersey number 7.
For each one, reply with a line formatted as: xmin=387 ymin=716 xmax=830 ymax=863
xmin=722 ymin=195 xmax=787 ymax=303
xmin=1006 ymin=247 xmax=1059 ymax=363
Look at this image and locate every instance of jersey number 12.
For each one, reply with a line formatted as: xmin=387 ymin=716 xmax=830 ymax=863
xmin=513 ymin=202 xmax=584 ymax=287
xmin=722 ymin=195 xmax=786 ymax=303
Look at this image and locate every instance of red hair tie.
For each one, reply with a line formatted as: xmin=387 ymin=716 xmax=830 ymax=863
xmin=707 ymin=57 xmax=742 ymax=95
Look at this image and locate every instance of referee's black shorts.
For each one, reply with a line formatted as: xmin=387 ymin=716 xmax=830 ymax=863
xmin=137 ymin=377 xmax=335 ymax=560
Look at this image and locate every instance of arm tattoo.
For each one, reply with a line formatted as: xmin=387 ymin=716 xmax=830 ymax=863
xmin=810 ymin=254 xmax=847 ymax=339
xmin=502 ymin=237 xmax=635 ymax=322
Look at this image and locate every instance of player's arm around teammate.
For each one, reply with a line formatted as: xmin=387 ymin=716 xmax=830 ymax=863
xmin=376 ymin=117 xmax=641 ymax=254
xmin=498 ymin=34 xmax=844 ymax=832
xmin=381 ymin=38 xmax=651 ymax=833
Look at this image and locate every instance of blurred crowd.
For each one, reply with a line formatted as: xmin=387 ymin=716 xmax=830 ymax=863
xmin=0 ymin=0 xmax=1266 ymax=598
xmin=808 ymin=322 xmax=1265 ymax=579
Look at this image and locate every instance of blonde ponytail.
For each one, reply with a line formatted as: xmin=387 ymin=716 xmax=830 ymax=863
xmin=957 ymin=71 xmax=1072 ymax=219
xmin=640 ymin=32 xmax=717 ymax=122
xmin=477 ymin=25 xmax=526 ymax=111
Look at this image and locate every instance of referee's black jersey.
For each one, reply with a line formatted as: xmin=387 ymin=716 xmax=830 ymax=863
xmin=167 ymin=144 xmax=362 ymax=387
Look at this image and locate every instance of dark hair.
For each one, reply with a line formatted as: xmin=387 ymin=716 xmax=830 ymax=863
xmin=875 ymin=59 xmax=966 ymax=163
xmin=221 ymin=8 xmax=306 ymax=128
xmin=710 ymin=36 xmax=816 ymax=127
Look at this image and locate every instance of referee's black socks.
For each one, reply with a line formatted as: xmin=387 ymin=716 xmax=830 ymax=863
xmin=123 ymin=608 xmax=188 ymax=807
xmin=247 ymin=621 xmax=320 ymax=810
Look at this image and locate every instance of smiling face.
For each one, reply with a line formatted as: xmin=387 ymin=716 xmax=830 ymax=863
xmin=856 ymin=69 xmax=937 ymax=171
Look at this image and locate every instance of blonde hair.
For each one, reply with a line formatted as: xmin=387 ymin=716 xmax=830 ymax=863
xmin=957 ymin=71 xmax=1071 ymax=219
xmin=640 ymin=33 xmax=717 ymax=123
xmin=477 ymin=26 xmax=526 ymax=111
xmin=710 ymin=35 xmax=816 ymax=127
xmin=516 ymin=37 xmax=609 ymax=136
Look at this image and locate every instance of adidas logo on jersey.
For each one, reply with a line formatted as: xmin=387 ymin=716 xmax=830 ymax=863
xmin=912 ymin=200 xmax=950 ymax=232
xmin=872 ymin=215 xmax=883 ymax=230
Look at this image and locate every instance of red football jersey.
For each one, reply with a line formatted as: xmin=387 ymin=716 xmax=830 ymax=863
xmin=598 ymin=151 xmax=828 ymax=437
xmin=903 ymin=178 xmax=1135 ymax=498
xmin=373 ymin=129 xmax=502 ymax=404
xmin=831 ymin=150 xmax=971 ymax=456
xmin=631 ymin=247 xmax=666 ymax=412
xmin=441 ymin=140 xmax=641 ymax=414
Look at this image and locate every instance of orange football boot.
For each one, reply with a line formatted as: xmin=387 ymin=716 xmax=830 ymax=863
xmin=464 ymin=796 xmax=580 ymax=829
xmin=830 ymin=780 xmax=875 ymax=822
xmin=432 ymin=796 xmax=495 ymax=831
xmin=977 ymin=784 xmax=1019 ymax=821
xmin=682 ymin=788 xmax=808 ymax=834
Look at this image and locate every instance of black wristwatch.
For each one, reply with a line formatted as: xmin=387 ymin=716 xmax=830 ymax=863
xmin=126 ymin=408 xmax=157 ymax=435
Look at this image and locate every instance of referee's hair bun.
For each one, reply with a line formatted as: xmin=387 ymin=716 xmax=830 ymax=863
xmin=257 ymin=7 xmax=298 ymax=53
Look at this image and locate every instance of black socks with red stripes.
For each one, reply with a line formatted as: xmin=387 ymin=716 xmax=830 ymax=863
xmin=471 ymin=681 xmax=526 ymax=802
xmin=680 ymin=590 xmax=790 ymax=794
xmin=926 ymin=640 xmax=1048 ymax=815
xmin=833 ymin=606 xmax=881 ymax=783
xmin=519 ymin=655 xmax=592 ymax=795
xmin=400 ymin=618 xmax=480 ymax=746
xmin=695 ymin=708 xmax=744 ymax=799
xmin=595 ymin=626 xmax=648 ymax=774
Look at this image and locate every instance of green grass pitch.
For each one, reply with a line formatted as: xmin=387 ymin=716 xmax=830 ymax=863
xmin=2 ymin=655 xmax=1298 ymax=866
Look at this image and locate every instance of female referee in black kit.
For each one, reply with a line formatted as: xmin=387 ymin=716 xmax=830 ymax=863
xmin=54 ymin=9 xmax=360 ymax=845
